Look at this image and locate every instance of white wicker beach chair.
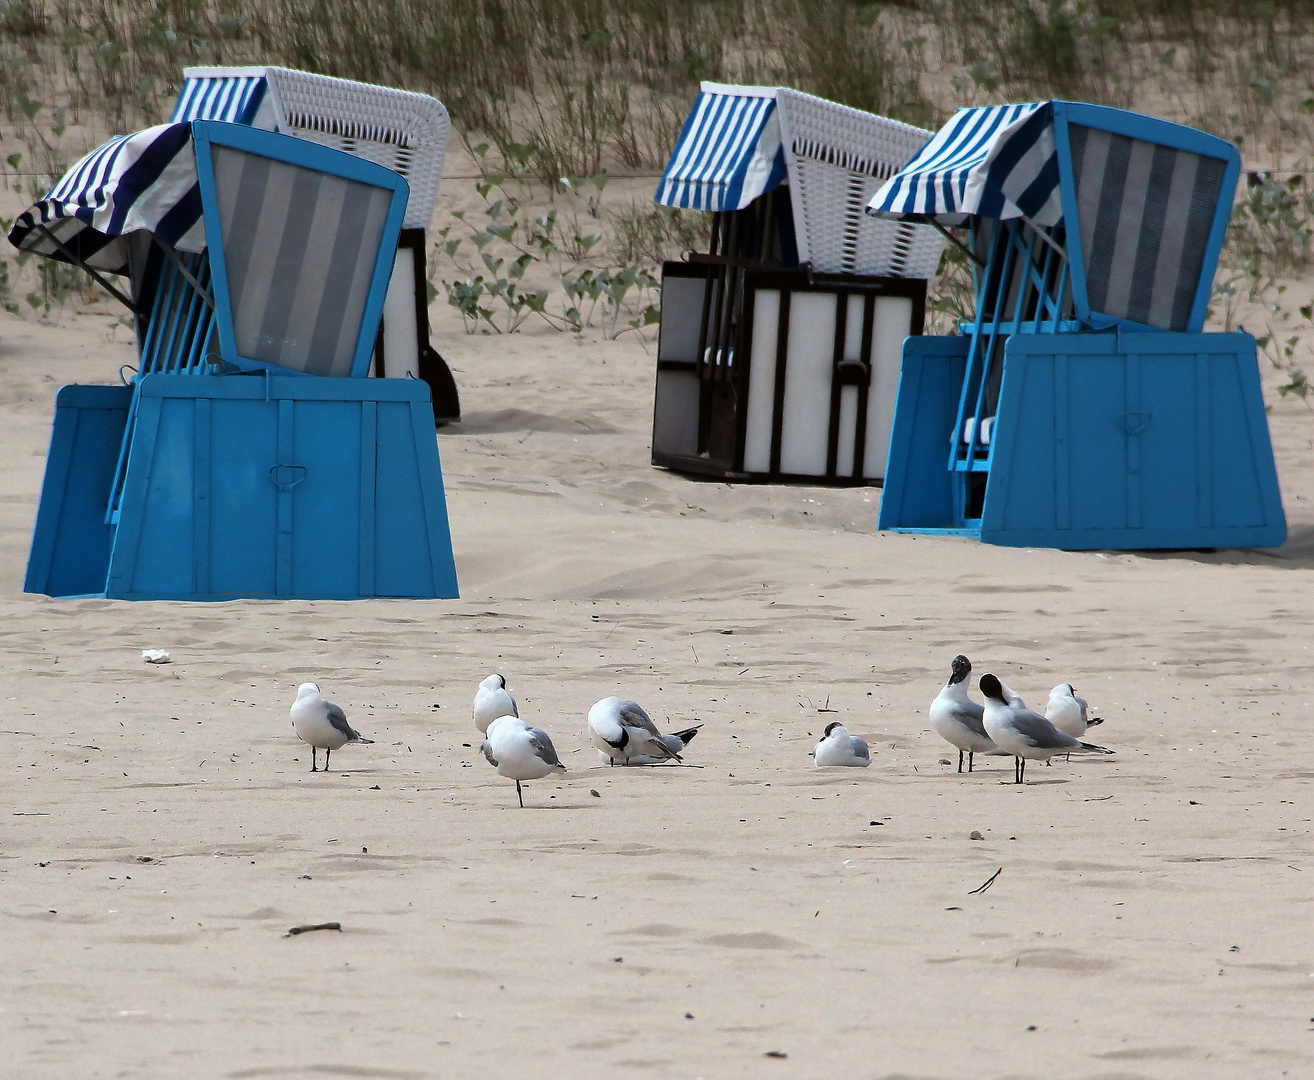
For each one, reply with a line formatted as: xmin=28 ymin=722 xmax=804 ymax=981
xmin=172 ymin=67 xmax=459 ymax=419
xmin=175 ymin=66 xmax=450 ymax=230
xmin=773 ymin=88 xmax=943 ymax=279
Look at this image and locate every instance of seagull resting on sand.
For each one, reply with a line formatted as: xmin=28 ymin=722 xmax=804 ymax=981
xmin=979 ymin=674 xmax=1112 ymax=784
xmin=481 ymin=714 xmax=567 ymax=807
xmin=290 ymin=682 xmax=374 ymax=772
xmin=588 ymin=697 xmax=697 ymax=765
xmin=473 ymin=673 xmax=518 ymax=734
xmin=812 ymin=722 xmax=871 ymax=767
xmin=929 ymin=654 xmax=1006 ymax=772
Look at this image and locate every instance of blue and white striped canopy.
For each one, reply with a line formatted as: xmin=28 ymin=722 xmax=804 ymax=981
xmin=171 ymin=70 xmax=267 ymax=123
xmin=7 ymin=123 xmax=206 ymax=274
xmin=655 ymin=84 xmax=788 ymax=212
xmin=868 ymin=102 xmax=1062 ymax=226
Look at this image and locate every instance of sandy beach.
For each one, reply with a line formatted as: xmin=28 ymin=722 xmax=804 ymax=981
xmin=1 ymin=303 xmax=1313 ymax=1079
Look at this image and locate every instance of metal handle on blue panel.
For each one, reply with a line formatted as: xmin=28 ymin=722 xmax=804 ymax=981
xmin=1118 ymin=412 xmax=1151 ymax=435
xmin=269 ymin=465 xmax=307 ymax=492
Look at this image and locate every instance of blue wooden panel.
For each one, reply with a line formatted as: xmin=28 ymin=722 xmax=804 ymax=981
xmin=99 ymin=372 xmax=458 ymax=599
xmin=981 ymin=332 xmax=1284 ymax=548
xmin=877 ymin=336 xmax=972 ymax=533
xmin=25 ymin=385 xmax=131 ymax=598
xmin=209 ymin=396 xmax=279 ymax=596
xmin=374 ymin=399 xmax=432 ymax=596
xmin=291 ymin=399 xmax=362 ymax=597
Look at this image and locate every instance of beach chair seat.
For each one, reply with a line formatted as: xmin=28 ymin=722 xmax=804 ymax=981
xmin=649 ymin=83 xmax=944 ymax=485
xmin=10 ymin=120 xmax=459 ymax=599
xmin=869 ymin=100 xmax=1284 ymax=549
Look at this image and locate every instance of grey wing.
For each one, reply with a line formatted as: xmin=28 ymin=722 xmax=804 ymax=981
xmin=617 ymin=700 xmax=662 ymax=737
xmin=851 ymin=736 xmax=871 ymax=761
xmin=527 ymin=727 xmax=562 ymax=767
xmin=480 ymin=739 xmax=498 ymax=767
xmin=1010 ymin=708 xmax=1082 ymax=749
xmin=948 ymin=700 xmax=988 ymax=738
xmin=509 ymin=693 xmax=519 ymax=717
xmin=325 ymin=700 xmax=357 ymax=739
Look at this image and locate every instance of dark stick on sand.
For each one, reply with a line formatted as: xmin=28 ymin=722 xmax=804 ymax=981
xmin=286 ymin=922 xmax=342 ymax=936
xmin=968 ymin=867 xmax=1003 ymax=895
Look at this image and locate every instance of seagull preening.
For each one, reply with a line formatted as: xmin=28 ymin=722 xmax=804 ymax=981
xmin=290 ymin=682 xmax=374 ymax=772
xmin=587 ymin=697 xmax=699 ymax=765
xmin=979 ymin=673 xmax=1113 ymax=784
xmin=929 ymin=654 xmax=1005 ymax=772
xmin=473 ymin=673 xmax=518 ymax=734
xmin=1045 ymin=683 xmax=1104 ymax=738
xmin=812 ymin=722 xmax=871 ymax=767
xmin=480 ymin=715 xmax=567 ymax=807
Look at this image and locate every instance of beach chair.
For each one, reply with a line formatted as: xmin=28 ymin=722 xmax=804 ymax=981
xmin=869 ymin=100 xmax=1285 ymax=548
xmin=11 ymin=120 xmax=459 ymax=599
xmin=650 ymin=83 xmax=944 ymax=484
xmin=171 ymin=65 xmax=459 ymax=420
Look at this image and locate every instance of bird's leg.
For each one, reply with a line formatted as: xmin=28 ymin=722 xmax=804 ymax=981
xmin=968 ymin=750 xmax=975 ymax=773
xmin=958 ymin=749 xmax=964 ymax=773
xmin=1020 ymin=757 xmax=1027 ymax=784
xmin=1014 ymin=756 xmax=1023 ymax=784
xmin=324 ymin=748 xmax=331 ymax=772
xmin=311 ymin=748 xmax=318 ymax=773
xmin=516 ymin=779 xmax=524 ymax=808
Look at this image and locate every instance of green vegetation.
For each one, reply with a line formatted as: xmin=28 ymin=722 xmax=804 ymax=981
xmin=1 ymin=0 xmax=1312 ymax=391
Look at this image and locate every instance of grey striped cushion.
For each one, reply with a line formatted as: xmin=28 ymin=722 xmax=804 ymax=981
xmin=211 ymin=144 xmax=391 ymax=376
xmin=1068 ymin=123 xmax=1225 ymax=332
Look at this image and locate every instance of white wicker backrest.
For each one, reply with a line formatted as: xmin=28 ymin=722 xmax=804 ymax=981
xmin=774 ymin=88 xmax=943 ymax=279
xmin=180 ymin=66 xmax=450 ymax=230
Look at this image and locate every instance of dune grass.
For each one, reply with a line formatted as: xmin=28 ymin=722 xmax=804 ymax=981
xmin=1 ymin=0 xmax=1313 ymax=386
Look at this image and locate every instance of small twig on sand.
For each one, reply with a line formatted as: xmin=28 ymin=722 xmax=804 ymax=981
xmin=817 ymin=695 xmax=838 ymax=714
xmin=286 ymin=922 xmax=342 ymax=937
xmin=968 ymin=867 xmax=1002 ymax=895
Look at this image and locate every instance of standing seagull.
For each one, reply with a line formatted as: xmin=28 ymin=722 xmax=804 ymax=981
xmin=1045 ymin=683 xmax=1103 ymax=738
xmin=473 ymin=673 xmax=518 ymax=734
xmin=979 ymin=674 xmax=1112 ymax=784
xmin=929 ymin=654 xmax=1003 ymax=773
xmin=290 ymin=682 xmax=374 ymax=772
xmin=812 ymin=722 xmax=871 ymax=767
xmin=588 ymin=697 xmax=688 ymax=765
xmin=480 ymin=715 xmax=566 ymax=807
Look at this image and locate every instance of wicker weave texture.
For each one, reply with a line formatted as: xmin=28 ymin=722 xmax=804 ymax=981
xmin=183 ymin=67 xmax=450 ymax=230
xmin=775 ymin=89 xmax=943 ymax=278
xmin=265 ymin=68 xmax=450 ymax=230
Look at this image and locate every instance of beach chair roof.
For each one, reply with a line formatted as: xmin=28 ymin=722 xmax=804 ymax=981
xmin=867 ymin=102 xmax=1062 ymax=227
xmin=171 ymin=66 xmax=450 ymax=230
xmin=869 ymin=101 xmax=1242 ymax=333
xmin=8 ymin=120 xmax=410 ymax=379
xmin=8 ymin=122 xmax=208 ymax=275
xmin=655 ymin=82 xmax=943 ymax=278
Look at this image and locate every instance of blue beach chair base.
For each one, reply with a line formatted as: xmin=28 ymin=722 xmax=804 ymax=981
xmin=878 ymin=331 xmax=1286 ymax=550
xmin=26 ymin=374 xmax=459 ymax=600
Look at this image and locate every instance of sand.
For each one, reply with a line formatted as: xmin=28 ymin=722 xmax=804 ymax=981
xmin=1 ymin=305 xmax=1313 ymax=1080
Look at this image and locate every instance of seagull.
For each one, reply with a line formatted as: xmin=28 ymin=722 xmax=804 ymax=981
xmin=480 ymin=714 xmax=566 ymax=807
xmin=979 ymin=674 xmax=1113 ymax=784
xmin=473 ymin=673 xmax=518 ymax=734
xmin=587 ymin=697 xmax=691 ymax=765
xmin=1045 ymin=683 xmax=1104 ymax=738
xmin=290 ymin=682 xmax=374 ymax=772
xmin=812 ymin=722 xmax=871 ymax=767
xmin=929 ymin=654 xmax=1004 ymax=772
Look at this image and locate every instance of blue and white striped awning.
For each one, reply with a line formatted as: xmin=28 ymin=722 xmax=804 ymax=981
xmin=867 ymin=102 xmax=1062 ymax=226
xmin=655 ymin=84 xmax=788 ymax=212
xmin=6 ymin=122 xmax=206 ymax=274
xmin=171 ymin=69 xmax=267 ymax=123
